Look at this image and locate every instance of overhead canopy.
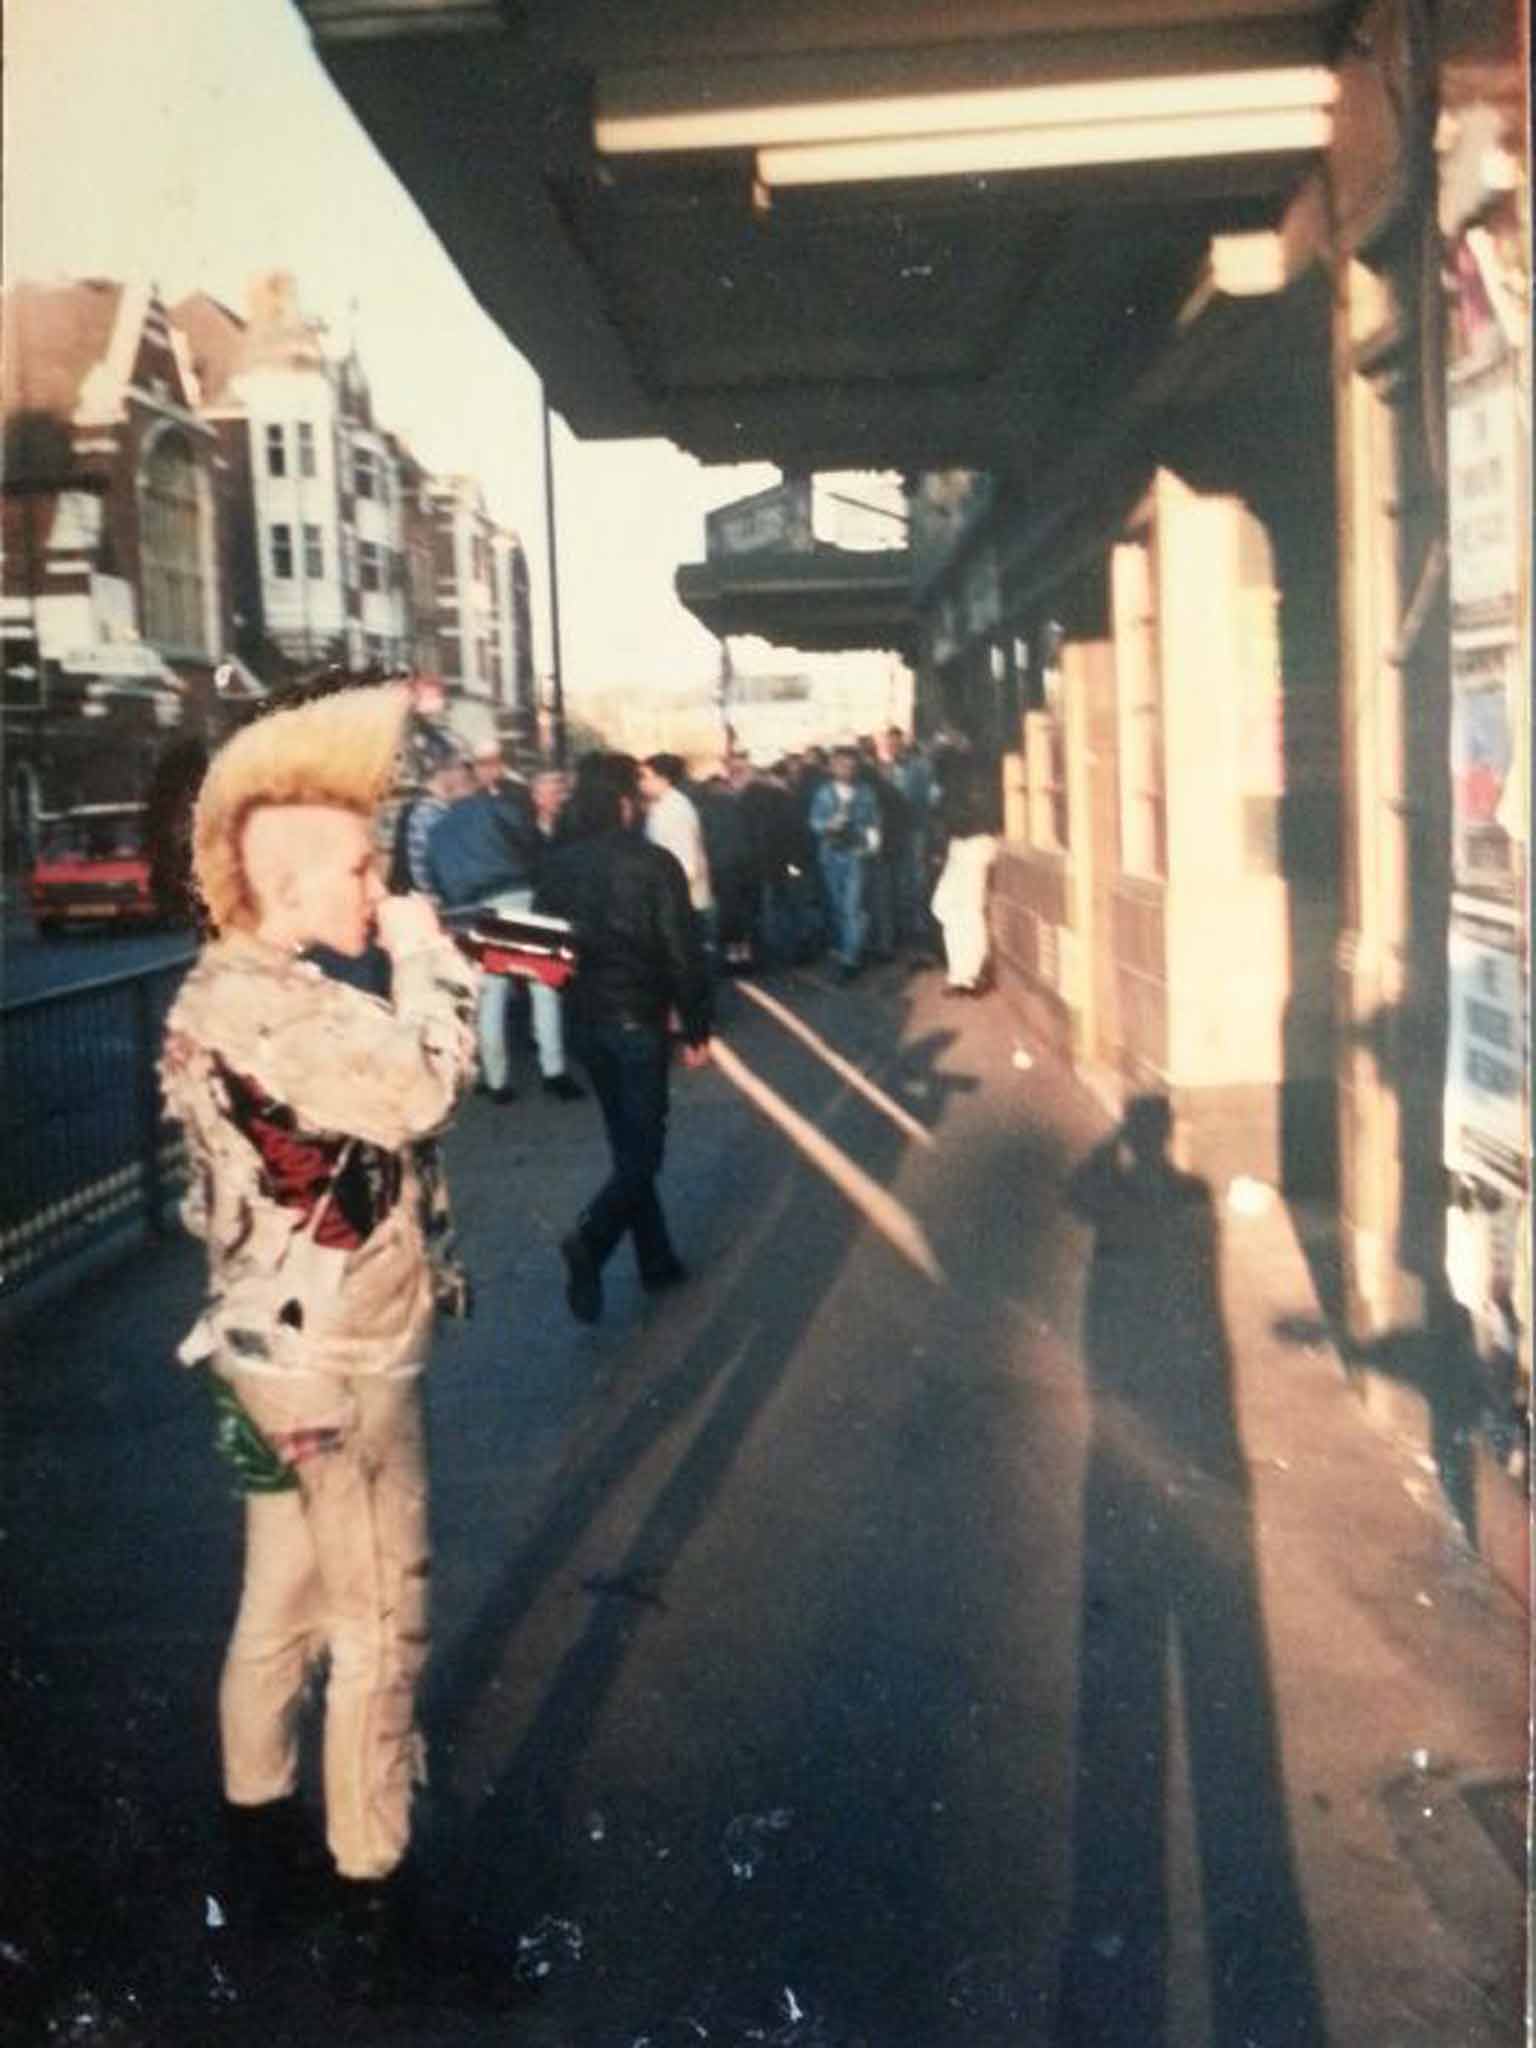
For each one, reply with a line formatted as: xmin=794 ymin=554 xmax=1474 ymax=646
xmin=676 ymin=546 xmax=914 ymax=652
xmin=294 ymin=0 xmax=1350 ymax=477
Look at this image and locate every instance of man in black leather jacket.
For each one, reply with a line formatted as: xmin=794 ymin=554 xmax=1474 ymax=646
xmin=534 ymin=752 xmax=712 ymax=1322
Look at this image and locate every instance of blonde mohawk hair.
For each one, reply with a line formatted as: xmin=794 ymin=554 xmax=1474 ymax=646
xmin=193 ymin=683 xmax=410 ymax=933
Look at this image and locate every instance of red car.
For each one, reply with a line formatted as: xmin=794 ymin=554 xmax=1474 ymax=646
xmin=29 ymin=804 xmax=159 ymax=936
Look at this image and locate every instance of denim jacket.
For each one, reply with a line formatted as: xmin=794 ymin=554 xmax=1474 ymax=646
xmin=809 ymin=778 xmax=880 ymax=854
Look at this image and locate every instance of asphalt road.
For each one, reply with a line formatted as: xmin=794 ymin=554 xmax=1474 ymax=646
xmin=1 ymin=964 xmax=1525 ymax=2048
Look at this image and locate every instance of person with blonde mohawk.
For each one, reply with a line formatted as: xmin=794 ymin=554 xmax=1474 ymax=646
xmin=159 ymin=683 xmax=482 ymax=2002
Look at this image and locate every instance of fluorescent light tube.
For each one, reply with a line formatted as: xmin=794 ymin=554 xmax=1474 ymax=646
xmin=595 ymin=66 xmax=1335 ymax=156
xmin=758 ymin=106 xmax=1334 ymax=187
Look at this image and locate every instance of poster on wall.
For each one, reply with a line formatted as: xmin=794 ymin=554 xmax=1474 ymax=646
xmin=1440 ymin=180 xmax=1529 ymax=1219
xmin=1450 ymin=633 xmax=1523 ymax=901
xmin=1444 ymin=918 xmax=1528 ymax=1195
xmin=1446 ymin=350 xmax=1522 ymax=631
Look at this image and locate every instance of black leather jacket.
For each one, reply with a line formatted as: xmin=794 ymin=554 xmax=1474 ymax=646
xmin=534 ymin=828 xmax=711 ymax=1046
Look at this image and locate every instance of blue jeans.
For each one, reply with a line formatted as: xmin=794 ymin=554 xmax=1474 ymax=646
xmin=572 ymin=1020 xmax=677 ymax=1279
xmin=866 ymin=854 xmax=897 ymax=957
xmin=818 ymin=847 xmax=867 ymax=969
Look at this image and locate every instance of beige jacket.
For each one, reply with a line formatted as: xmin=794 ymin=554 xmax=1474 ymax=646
xmin=161 ymin=931 xmax=479 ymax=1380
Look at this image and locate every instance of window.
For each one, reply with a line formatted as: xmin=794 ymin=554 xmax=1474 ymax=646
xmin=1112 ymin=536 xmax=1166 ymax=879
xmin=303 ymin=524 xmax=324 ymax=580
xmin=297 ymin=422 xmax=316 ymax=479
xmin=1026 ymin=624 xmax=1070 ymax=853
xmin=271 ymin=522 xmax=293 ymax=580
xmin=265 ymin=424 xmax=287 ymax=478
xmin=1026 ymin=714 xmax=1070 ymax=855
xmin=360 ymin=540 xmax=381 ymax=593
xmin=139 ymin=429 xmax=209 ymax=651
xmin=354 ymin=448 xmax=375 ymax=500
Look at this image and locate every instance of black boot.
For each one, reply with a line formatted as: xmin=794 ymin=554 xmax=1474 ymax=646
xmin=560 ymin=1230 xmax=603 ymax=1324
xmin=324 ymin=1863 xmax=540 ymax=2012
xmin=324 ymin=1868 xmax=413 ymax=2006
xmin=216 ymin=1795 xmax=334 ymax=1943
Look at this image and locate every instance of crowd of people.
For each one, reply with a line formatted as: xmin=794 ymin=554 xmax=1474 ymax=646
xmin=387 ymin=709 xmax=1002 ymax=1011
xmin=153 ymin=675 xmax=1005 ymax=2011
xmin=642 ymin=725 xmax=1001 ymax=996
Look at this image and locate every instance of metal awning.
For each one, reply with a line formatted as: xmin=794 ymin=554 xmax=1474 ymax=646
xmin=676 ymin=547 xmax=914 ymax=652
xmin=293 ymin=1 xmax=1352 ymax=478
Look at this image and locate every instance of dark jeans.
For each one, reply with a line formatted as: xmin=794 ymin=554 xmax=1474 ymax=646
xmin=572 ymin=1020 xmax=677 ymax=1279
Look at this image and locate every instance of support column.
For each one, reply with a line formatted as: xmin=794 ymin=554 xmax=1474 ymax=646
xmin=1333 ymin=258 xmax=1427 ymax=1343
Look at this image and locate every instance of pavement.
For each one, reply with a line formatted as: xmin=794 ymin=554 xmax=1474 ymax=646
xmin=0 ymin=957 xmax=1527 ymax=2047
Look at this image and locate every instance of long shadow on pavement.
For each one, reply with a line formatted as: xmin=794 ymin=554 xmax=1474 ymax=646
xmin=1056 ymin=1096 xmax=1325 ymax=2048
xmin=423 ymin=993 xmax=964 ymax=1823
xmin=417 ymin=983 xmax=1087 ymax=2044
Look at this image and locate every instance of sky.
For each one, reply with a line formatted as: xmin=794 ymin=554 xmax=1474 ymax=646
xmin=4 ymin=0 xmax=776 ymax=700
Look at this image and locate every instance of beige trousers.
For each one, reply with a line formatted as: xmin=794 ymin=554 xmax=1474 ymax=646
xmin=217 ymin=1368 xmax=429 ymax=1881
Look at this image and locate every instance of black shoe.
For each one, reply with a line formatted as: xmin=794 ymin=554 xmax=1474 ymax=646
xmin=640 ymin=1258 xmax=689 ymax=1295
xmin=325 ymin=1867 xmax=540 ymax=2012
xmin=487 ymin=1083 xmax=519 ymax=1104
xmin=324 ymin=1872 xmax=409 ymax=2006
xmin=216 ymin=1796 xmax=334 ymax=1944
xmin=561 ymin=1232 xmax=603 ymax=1323
xmin=543 ymin=1072 xmax=586 ymax=1102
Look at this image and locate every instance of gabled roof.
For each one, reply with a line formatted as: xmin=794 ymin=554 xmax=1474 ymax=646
xmin=2 ymin=278 xmax=125 ymax=424
xmin=3 ymin=277 xmax=206 ymax=440
xmin=79 ymin=283 xmax=206 ymax=423
xmin=169 ymin=276 xmax=330 ymax=412
xmin=170 ymin=291 xmax=248 ymax=406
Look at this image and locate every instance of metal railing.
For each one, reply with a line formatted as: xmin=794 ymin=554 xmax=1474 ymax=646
xmin=1 ymin=951 xmax=196 ymax=1296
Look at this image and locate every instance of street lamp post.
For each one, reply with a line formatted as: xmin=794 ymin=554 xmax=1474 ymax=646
xmin=541 ymin=387 xmax=567 ymax=767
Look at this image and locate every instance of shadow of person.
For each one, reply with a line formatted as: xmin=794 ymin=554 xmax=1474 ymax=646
xmin=1056 ymin=1096 xmax=1325 ymax=2048
xmin=415 ymin=988 xmax=976 ymax=1974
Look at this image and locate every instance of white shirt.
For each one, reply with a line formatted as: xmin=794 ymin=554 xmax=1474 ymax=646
xmin=645 ymin=782 xmax=713 ymax=912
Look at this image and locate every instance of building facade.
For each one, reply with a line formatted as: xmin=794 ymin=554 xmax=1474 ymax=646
xmin=2 ymin=278 xmax=233 ymax=845
xmin=426 ymin=473 xmax=535 ymax=747
xmin=3 ymin=268 xmax=540 ymax=867
xmin=906 ymin=0 xmax=1530 ymax=1593
xmin=174 ymin=275 xmax=413 ymax=679
xmin=491 ymin=525 xmax=536 ymax=751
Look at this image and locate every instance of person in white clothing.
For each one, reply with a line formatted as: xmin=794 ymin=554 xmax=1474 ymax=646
xmin=930 ymin=736 xmax=999 ymax=996
xmin=639 ymin=754 xmax=713 ymax=913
